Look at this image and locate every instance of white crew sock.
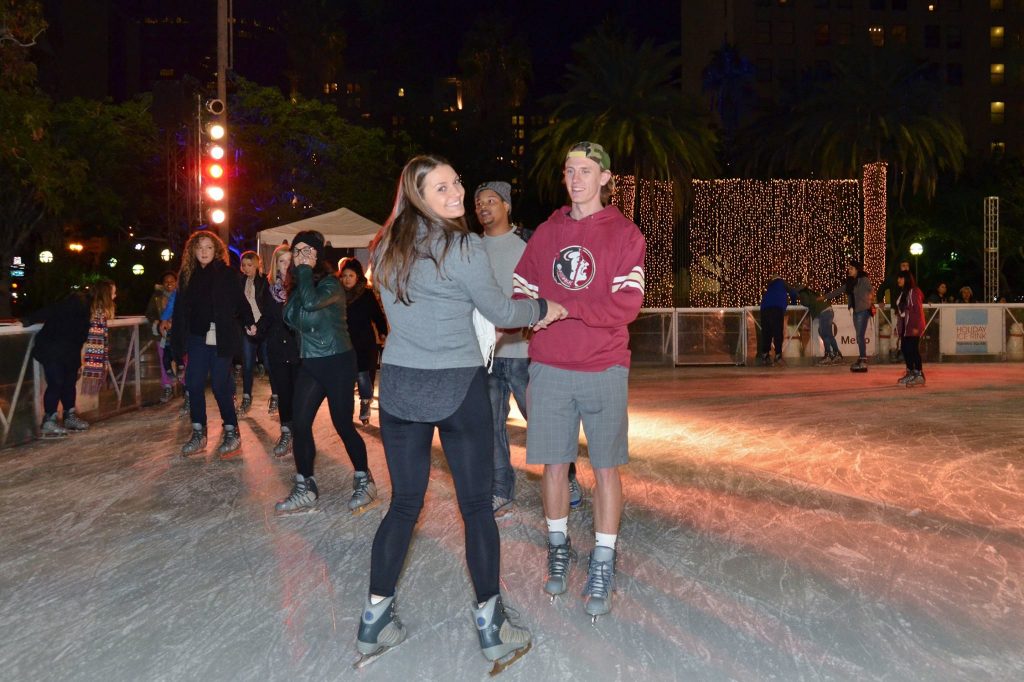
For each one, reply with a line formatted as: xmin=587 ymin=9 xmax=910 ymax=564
xmin=595 ymin=532 xmax=617 ymax=550
xmin=546 ymin=516 xmax=569 ymax=544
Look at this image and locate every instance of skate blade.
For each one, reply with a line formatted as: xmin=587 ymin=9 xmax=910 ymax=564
xmin=353 ymin=643 xmax=396 ymax=670
xmin=275 ymin=506 xmax=321 ymax=517
xmin=488 ymin=641 xmax=531 ymax=677
xmin=351 ymin=498 xmax=382 ymax=516
xmin=41 ymin=433 xmax=69 ymax=439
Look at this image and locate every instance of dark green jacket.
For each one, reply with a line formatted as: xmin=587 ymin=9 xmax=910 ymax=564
xmin=284 ymin=265 xmax=353 ymax=359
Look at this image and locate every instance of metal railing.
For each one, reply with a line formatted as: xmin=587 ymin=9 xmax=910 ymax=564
xmin=631 ymin=304 xmax=1024 ymax=366
xmin=0 ymin=316 xmax=163 ymax=449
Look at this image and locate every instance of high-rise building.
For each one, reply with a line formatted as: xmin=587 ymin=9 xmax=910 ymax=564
xmin=682 ymin=0 xmax=1023 ymax=157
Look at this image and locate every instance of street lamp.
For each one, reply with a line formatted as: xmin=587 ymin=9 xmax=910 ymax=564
xmin=39 ymin=251 xmax=54 ymax=264
xmin=910 ymin=242 xmax=923 ymax=281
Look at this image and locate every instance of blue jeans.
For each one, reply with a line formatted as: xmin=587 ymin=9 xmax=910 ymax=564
xmin=487 ymin=357 xmax=529 ymax=500
xmin=185 ymin=335 xmax=237 ymax=427
xmin=240 ymin=336 xmax=267 ymax=396
xmin=853 ymin=309 xmax=871 ymax=358
xmin=818 ymin=309 xmax=840 ymax=355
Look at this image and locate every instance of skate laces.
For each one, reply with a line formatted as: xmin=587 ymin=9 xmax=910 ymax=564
xmin=353 ymin=474 xmax=372 ymax=495
xmin=585 ymin=555 xmax=614 ymax=598
xmin=547 ymin=542 xmax=575 ymax=578
xmin=285 ymin=480 xmax=312 ymax=503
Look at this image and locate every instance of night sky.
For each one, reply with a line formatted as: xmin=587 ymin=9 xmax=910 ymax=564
xmin=331 ymin=0 xmax=681 ymax=96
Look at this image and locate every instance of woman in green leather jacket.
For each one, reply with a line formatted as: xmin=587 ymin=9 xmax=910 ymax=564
xmin=274 ymin=229 xmax=376 ymax=515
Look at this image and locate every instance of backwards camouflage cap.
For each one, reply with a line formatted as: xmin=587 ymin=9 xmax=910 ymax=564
xmin=565 ymin=141 xmax=611 ymax=171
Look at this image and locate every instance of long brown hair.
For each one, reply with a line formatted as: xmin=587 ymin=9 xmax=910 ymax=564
xmin=90 ymin=279 xmax=116 ymax=319
xmin=370 ymin=155 xmax=470 ymax=304
xmin=178 ymin=231 xmax=229 ymax=287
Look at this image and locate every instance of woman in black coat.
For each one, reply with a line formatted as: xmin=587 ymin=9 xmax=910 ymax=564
xmin=259 ymin=244 xmax=301 ymax=456
xmin=171 ymin=231 xmax=256 ymax=457
xmin=339 ymin=257 xmax=388 ymax=425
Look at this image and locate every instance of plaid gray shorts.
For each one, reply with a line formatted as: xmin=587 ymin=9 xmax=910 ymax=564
xmin=525 ymin=362 xmax=629 ymax=468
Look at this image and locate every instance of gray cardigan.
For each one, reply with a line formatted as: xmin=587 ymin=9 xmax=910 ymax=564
xmin=826 ymin=275 xmax=874 ymax=313
xmin=377 ymin=226 xmax=541 ymax=370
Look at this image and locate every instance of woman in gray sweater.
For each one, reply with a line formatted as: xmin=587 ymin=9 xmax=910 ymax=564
xmin=354 ymin=155 xmax=565 ymax=672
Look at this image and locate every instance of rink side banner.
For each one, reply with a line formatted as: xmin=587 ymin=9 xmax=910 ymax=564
xmin=831 ymin=306 xmax=877 ymax=357
xmin=939 ymin=307 xmax=1004 ymax=355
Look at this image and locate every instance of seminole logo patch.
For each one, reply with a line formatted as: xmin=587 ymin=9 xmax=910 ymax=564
xmin=553 ymin=245 xmax=596 ymax=290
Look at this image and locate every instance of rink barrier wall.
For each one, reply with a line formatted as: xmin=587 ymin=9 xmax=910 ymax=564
xmin=0 ymin=316 xmax=162 ymax=449
xmin=630 ymin=304 xmax=1024 ymax=366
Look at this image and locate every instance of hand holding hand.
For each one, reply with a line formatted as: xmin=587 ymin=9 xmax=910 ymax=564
xmin=159 ymin=320 xmax=172 ymax=333
xmin=246 ymin=325 xmax=257 ymax=336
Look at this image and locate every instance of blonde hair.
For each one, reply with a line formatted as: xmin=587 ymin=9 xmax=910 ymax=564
xmin=267 ymin=244 xmax=293 ymax=288
xmin=370 ymin=154 xmax=469 ymax=304
xmin=178 ymin=231 xmax=229 ymax=286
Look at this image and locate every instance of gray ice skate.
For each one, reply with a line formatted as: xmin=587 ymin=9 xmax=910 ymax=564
xmin=40 ymin=414 xmax=68 ymax=439
xmin=272 ymin=426 xmax=292 ymax=457
xmin=568 ymin=475 xmax=583 ymax=509
xmin=815 ymin=355 xmax=833 ymax=366
xmin=850 ymin=357 xmax=868 ymax=373
xmin=473 ymin=594 xmax=531 ymax=675
xmin=359 ymin=398 xmax=371 ymax=426
xmin=238 ymin=394 xmax=252 ymax=416
xmin=160 ymin=385 xmax=174 ymax=403
xmin=275 ymin=473 xmax=318 ymax=514
xmin=348 ymin=471 xmax=378 ymax=513
xmin=217 ymin=424 xmax=241 ymax=458
xmin=544 ymin=532 xmax=577 ymax=601
xmin=582 ymin=546 xmax=616 ymax=624
xmin=179 ymin=392 xmax=190 ymax=418
xmin=906 ymin=370 xmax=926 ymax=387
xmin=897 ymin=370 xmax=914 ymax=385
xmin=63 ymin=409 xmax=90 ymax=431
xmin=354 ymin=595 xmax=407 ymax=668
xmin=181 ymin=423 xmax=207 ymax=456
xmin=267 ymin=394 xmax=278 ymax=414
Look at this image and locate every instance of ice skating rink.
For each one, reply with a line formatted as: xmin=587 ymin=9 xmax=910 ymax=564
xmin=1 ymin=363 xmax=1022 ymax=682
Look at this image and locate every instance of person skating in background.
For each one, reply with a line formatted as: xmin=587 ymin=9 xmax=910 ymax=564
xmin=475 ymin=180 xmax=583 ymax=517
xmin=238 ymin=251 xmax=269 ymax=417
xmin=356 ymin=155 xmax=562 ymax=672
xmin=759 ymin=276 xmax=798 ymax=366
xmin=338 ymin=257 xmax=388 ymax=426
xmin=895 ymin=270 xmax=927 ymax=387
xmin=145 ymin=272 xmax=180 ymax=403
xmin=833 ymin=259 xmax=874 ymax=373
xmin=260 ymin=244 xmax=300 ymax=457
xmin=926 ymin=281 xmax=954 ymax=304
xmin=878 ymin=261 xmax=911 ymax=361
xmin=171 ymin=231 xmax=257 ymax=457
xmin=959 ymin=285 xmax=976 ymax=304
xmin=276 ymin=230 xmax=375 ymax=515
xmin=513 ymin=142 xmax=646 ymax=623
xmin=23 ymin=279 xmax=117 ymax=437
xmin=796 ymin=283 xmax=841 ymax=365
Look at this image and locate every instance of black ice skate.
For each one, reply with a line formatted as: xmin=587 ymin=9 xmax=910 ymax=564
xmin=359 ymin=398 xmax=371 ymax=426
xmin=181 ymin=423 xmax=207 ymax=456
xmin=354 ymin=595 xmax=406 ymax=669
xmin=850 ymin=357 xmax=868 ymax=373
xmin=473 ymin=594 xmax=531 ymax=676
xmin=543 ymin=532 xmax=577 ymax=601
xmin=582 ymin=546 xmax=616 ymax=624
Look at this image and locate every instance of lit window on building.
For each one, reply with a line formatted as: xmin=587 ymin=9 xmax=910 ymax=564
xmin=990 ymin=101 xmax=1005 ymax=124
xmin=398 ymin=88 xmax=405 ymax=97
xmin=815 ymin=23 xmax=830 ymax=46
xmin=991 ymin=141 xmax=1006 ymax=155
xmin=891 ymin=25 xmax=908 ymax=45
xmin=991 ymin=64 xmax=1005 ymax=85
xmin=868 ymin=25 xmax=885 ymax=47
xmin=990 ymin=26 xmax=1004 ymax=48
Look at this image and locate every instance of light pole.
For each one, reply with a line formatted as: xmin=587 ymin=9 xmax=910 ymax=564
xmin=910 ymin=242 xmax=923 ymax=282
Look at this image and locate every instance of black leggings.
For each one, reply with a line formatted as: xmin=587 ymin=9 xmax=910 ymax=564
xmin=370 ymin=368 xmax=498 ymax=603
xmin=266 ymin=357 xmax=298 ymax=426
xmin=760 ymin=307 xmax=785 ymax=356
xmin=902 ymin=335 xmax=922 ymax=371
xmin=291 ymin=352 xmax=367 ymax=478
xmin=42 ymin=358 xmax=79 ymax=415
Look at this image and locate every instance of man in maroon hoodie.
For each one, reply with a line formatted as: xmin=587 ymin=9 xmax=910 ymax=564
xmin=513 ymin=142 xmax=646 ymax=621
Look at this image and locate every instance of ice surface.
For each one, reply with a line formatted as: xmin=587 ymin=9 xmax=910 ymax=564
xmin=1 ymin=364 xmax=1022 ymax=681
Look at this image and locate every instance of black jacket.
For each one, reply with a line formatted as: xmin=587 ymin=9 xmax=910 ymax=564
xmin=171 ymin=260 xmax=255 ymax=359
xmin=258 ymin=288 xmax=300 ymax=365
xmin=346 ymin=287 xmax=387 ymax=372
xmin=24 ymin=291 xmax=92 ymax=366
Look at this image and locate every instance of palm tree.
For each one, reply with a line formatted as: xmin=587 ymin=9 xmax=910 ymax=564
xmin=736 ymin=48 xmax=966 ymax=201
xmin=530 ymin=28 xmax=719 ymax=208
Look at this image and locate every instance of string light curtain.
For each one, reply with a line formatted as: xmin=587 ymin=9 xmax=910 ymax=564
xmin=689 ymin=179 xmax=863 ymax=307
xmin=861 ymin=162 xmax=888 ymax=297
xmin=612 ymin=175 xmax=674 ymax=307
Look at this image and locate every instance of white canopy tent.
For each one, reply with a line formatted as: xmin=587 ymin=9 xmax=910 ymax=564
xmin=256 ymin=207 xmax=381 ymax=270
